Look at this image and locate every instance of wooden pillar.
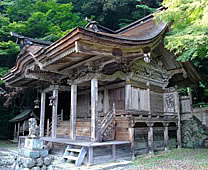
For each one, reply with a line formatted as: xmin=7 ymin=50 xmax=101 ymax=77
xmin=70 ymin=84 xmax=77 ymax=140
xmin=14 ymin=123 xmax=16 ymax=139
xmin=17 ymin=122 xmax=20 ymax=139
xmin=40 ymin=92 xmax=46 ymax=137
xmin=147 ymin=122 xmax=154 ymax=155
xmin=52 ymin=88 xmax=58 ymax=138
xmin=103 ymin=88 xmax=109 ymax=113
xmin=47 ymin=119 xmax=50 ymax=136
xmin=125 ymin=84 xmax=132 ymax=110
xmin=163 ymin=122 xmax=169 ymax=151
xmin=23 ymin=121 xmax=25 ymax=136
xmin=88 ymin=147 xmax=93 ymax=165
xmin=175 ymin=91 xmax=181 ymax=148
xmin=129 ymin=128 xmax=135 ymax=159
xmin=147 ymin=88 xmax=151 ymax=114
xmin=91 ymin=78 xmax=99 ymax=142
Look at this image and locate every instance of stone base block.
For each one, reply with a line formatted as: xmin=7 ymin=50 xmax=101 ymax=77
xmin=25 ymin=138 xmax=43 ymax=150
xmin=19 ymin=148 xmax=48 ymax=158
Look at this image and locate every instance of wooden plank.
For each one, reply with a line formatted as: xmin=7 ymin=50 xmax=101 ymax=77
xmin=40 ymin=92 xmax=46 ymax=137
xmin=76 ymin=147 xmax=87 ymax=166
xmin=91 ymin=78 xmax=99 ymax=142
xmin=52 ymin=88 xmax=58 ymax=138
xmin=70 ymin=84 xmax=77 ymax=140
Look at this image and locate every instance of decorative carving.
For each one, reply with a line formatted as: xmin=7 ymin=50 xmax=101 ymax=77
xmin=131 ymin=58 xmax=172 ymax=88
xmin=28 ymin=118 xmax=39 ymax=138
xmin=164 ymin=93 xmax=175 ymax=113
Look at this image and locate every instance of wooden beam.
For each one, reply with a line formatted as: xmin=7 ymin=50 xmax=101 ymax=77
xmin=40 ymin=92 xmax=46 ymax=137
xmin=91 ymin=78 xmax=99 ymax=142
xmin=125 ymin=84 xmax=132 ymax=110
xmin=41 ymin=85 xmax=70 ymax=93
xmin=167 ymin=68 xmax=183 ymax=75
xmin=70 ymin=84 xmax=77 ymax=140
xmin=52 ymin=87 xmax=59 ymax=138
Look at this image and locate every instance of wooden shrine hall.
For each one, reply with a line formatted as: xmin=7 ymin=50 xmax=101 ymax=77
xmin=2 ymin=9 xmax=202 ymax=166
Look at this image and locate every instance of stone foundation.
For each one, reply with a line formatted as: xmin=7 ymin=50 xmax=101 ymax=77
xmin=14 ymin=138 xmax=54 ymax=170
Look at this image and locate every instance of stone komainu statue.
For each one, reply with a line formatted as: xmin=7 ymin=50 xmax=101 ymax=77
xmin=28 ymin=118 xmax=39 ymax=137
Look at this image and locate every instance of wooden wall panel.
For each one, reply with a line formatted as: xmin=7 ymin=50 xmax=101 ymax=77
xmin=115 ymin=117 xmax=130 ymax=141
xmin=150 ymin=91 xmax=164 ymax=113
xmin=109 ymin=87 xmax=125 ymax=110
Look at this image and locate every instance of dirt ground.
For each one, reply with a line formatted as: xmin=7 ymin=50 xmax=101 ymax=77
xmin=0 ymin=140 xmax=208 ymax=170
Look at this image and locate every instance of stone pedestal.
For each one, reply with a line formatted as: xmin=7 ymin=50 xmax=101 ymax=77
xmin=14 ymin=138 xmax=54 ymax=170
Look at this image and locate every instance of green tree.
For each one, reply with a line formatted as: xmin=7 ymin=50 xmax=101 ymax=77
xmin=156 ymin=0 xmax=208 ymax=61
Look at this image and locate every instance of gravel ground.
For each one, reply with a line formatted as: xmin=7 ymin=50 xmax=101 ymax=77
xmin=1 ymin=140 xmax=208 ymax=170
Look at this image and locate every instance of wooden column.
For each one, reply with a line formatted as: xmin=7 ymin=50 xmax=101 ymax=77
xmin=47 ymin=119 xmax=50 ymax=136
xmin=129 ymin=128 xmax=135 ymax=159
xmin=147 ymin=122 xmax=154 ymax=155
xmin=103 ymin=88 xmax=109 ymax=113
xmin=88 ymin=147 xmax=93 ymax=165
xmin=175 ymin=91 xmax=181 ymax=148
xmin=23 ymin=121 xmax=25 ymax=136
xmin=125 ymin=84 xmax=132 ymax=110
xmin=17 ymin=122 xmax=20 ymax=139
xmin=52 ymin=88 xmax=58 ymax=138
xmin=14 ymin=123 xmax=16 ymax=139
xmin=91 ymin=78 xmax=99 ymax=142
xmin=163 ymin=122 xmax=169 ymax=151
xmin=40 ymin=92 xmax=46 ymax=137
xmin=70 ymin=84 xmax=77 ymax=140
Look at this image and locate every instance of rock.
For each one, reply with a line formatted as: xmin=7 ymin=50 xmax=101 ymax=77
xmin=36 ymin=158 xmax=43 ymax=167
xmin=22 ymin=158 xmax=36 ymax=168
xmin=41 ymin=165 xmax=47 ymax=170
xmin=47 ymin=165 xmax=53 ymax=170
xmin=43 ymin=156 xmax=54 ymax=166
xmin=32 ymin=167 xmax=41 ymax=170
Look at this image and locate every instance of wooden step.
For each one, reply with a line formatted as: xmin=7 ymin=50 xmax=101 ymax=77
xmin=63 ymin=155 xmax=78 ymax=161
xmin=67 ymin=148 xmax=81 ymax=153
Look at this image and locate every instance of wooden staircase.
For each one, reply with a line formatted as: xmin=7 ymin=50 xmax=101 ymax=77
xmin=62 ymin=145 xmax=87 ymax=166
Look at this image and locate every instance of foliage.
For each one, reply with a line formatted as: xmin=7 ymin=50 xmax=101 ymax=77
xmin=0 ymin=67 xmax=9 ymax=85
xmin=156 ymin=0 xmax=208 ymax=61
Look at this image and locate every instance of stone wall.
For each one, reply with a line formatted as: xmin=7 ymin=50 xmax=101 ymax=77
xmin=181 ymin=117 xmax=208 ymax=148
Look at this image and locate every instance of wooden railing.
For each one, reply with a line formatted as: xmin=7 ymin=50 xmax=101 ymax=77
xmin=100 ymin=103 xmax=116 ymax=138
xmin=46 ymin=113 xmax=63 ymax=136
